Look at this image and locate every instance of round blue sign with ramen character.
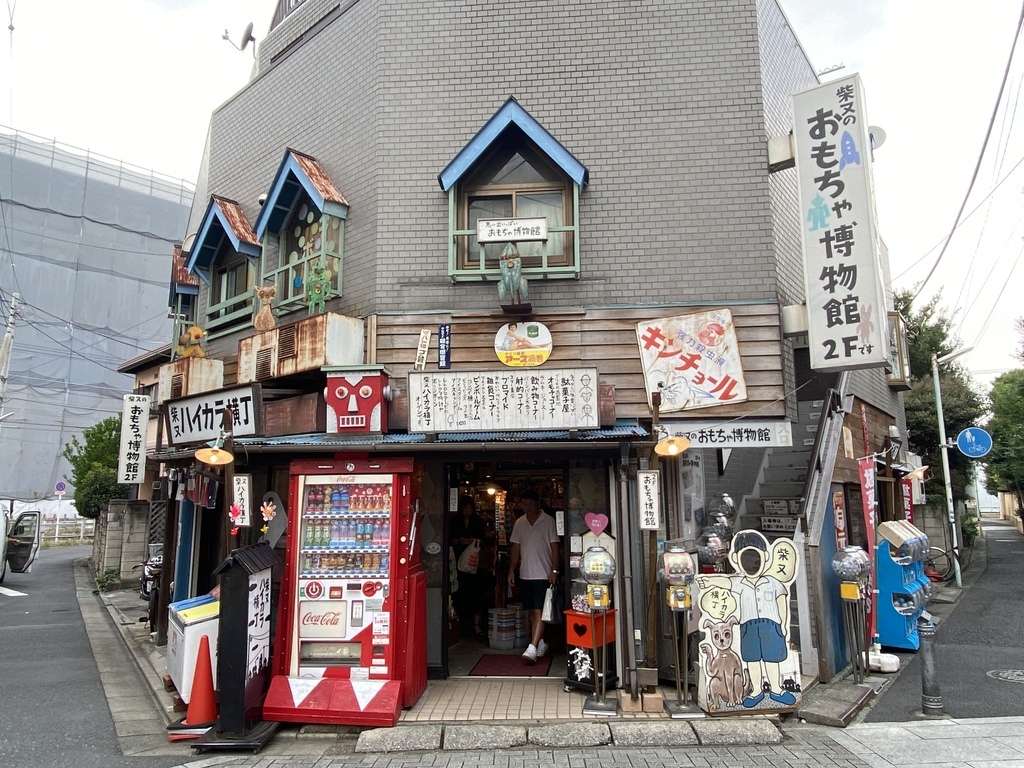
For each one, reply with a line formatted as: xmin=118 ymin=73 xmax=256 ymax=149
xmin=956 ymin=427 xmax=992 ymax=458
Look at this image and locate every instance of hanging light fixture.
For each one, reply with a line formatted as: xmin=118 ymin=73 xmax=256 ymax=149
xmin=654 ymin=429 xmax=690 ymax=457
xmin=195 ymin=431 xmax=234 ymax=465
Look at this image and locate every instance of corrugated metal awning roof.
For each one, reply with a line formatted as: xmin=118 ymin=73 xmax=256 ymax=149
xmin=150 ymin=422 xmax=647 ymax=462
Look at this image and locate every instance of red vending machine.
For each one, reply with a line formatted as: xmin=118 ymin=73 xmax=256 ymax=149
xmin=264 ymin=456 xmax=427 ymax=726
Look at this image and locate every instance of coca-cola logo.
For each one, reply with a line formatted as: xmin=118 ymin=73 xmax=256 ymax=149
xmin=301 ymin=610 xmax=342 ymax=626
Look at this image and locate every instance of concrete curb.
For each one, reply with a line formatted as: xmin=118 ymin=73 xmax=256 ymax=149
xmin=352 ymin=716 xmax=784 ymax=753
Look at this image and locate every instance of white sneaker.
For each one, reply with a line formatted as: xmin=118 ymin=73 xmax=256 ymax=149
xmin=522 ymin=644 xmax=537 ymax=663
xmin=537 ymin=640 xmax=549 ymax=658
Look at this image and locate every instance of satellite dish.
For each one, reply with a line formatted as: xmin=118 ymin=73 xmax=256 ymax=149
xmin=240 ymin=22 xmax=255 ymax=51
xmin=869 ymin=126 xmax=886 ymax=150
xmin=223 ymin=21 xmax=256 ymax=56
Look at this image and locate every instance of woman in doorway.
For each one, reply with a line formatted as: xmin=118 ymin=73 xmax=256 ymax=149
xmin=452 ymin=495 xmax=486 ymax=637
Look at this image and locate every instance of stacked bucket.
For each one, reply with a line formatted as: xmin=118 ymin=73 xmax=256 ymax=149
xmin=514 ymin=609 xmax=529 ymax=649
xmin=487 ymin=608 xmax=517 ymax=650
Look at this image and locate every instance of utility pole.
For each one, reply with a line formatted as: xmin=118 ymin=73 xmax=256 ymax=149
xmin=0 ymin=293 xmax=21 ymax=429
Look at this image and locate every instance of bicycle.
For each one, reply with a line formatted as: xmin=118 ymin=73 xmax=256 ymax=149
xmin=923 ymin=540 xmax=974 ymax=582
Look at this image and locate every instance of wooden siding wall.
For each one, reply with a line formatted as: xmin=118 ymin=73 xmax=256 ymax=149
xmin=372 ymin=303 xmax=786 ymax=425
xmin=833 ymin=399 xmax=897 ymax=484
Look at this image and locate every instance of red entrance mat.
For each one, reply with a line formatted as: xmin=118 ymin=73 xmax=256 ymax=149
xmin=469 ymin=653 xmax=553 ymax=677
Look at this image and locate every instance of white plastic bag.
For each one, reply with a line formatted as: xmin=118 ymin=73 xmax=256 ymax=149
xmin=541 ymin=584 xmax=556 ymax=622
xmin=457 ymin=539 xmax=480 ymax=574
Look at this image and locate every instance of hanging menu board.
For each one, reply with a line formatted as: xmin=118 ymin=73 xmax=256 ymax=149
xmin=408 ymin=368 xmax=599 ymax=433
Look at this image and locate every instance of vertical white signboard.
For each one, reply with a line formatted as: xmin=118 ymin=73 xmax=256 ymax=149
xmin=793 ymin=75 xmax=888 ymax=371
xmin=117 ymin=394 xmax=151 ymax=484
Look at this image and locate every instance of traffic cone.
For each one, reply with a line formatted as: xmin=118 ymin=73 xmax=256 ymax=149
xmin=182 ymin=634 xmax=217 ymax=726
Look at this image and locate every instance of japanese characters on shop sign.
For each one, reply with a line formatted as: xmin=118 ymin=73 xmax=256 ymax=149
xmin=660 ymin=419 xmax=793 ymax=448
xmin=793 ymin=75 xmax=888 ymax=371
xmin=476 ymin=217 xmax=548 ymax=243
xmin=408 ymin=368 xmax=598 ymax=432
xmin=246 ymin=570 xmax=272 ymax=680
xmin=117 ymin=394 xmax=151 ymax=484
xmin=164 ymin=385 xmax=262 ymax=445
xmin=635 ymin=309 xmax=748 ymax=413
xmin=637 ymin=470 xmax=660 ymax=530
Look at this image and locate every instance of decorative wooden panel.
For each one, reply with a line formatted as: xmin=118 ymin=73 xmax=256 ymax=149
xmin=371 ymin=303 xmax=785 ymax=427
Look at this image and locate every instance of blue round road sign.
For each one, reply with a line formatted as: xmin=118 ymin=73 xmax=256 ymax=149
xmin=956 ymin=427 xmax=992 ymax=458
xmin=55 ymin=481 xmax=66 ymax=492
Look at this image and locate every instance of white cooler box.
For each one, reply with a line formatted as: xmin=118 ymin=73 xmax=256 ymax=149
xmin=166 ymin=595 xmax=220 ymax=703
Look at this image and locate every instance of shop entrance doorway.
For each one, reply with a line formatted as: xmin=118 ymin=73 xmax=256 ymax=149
xmin=443 ymin=460 xmax=568 ymax=678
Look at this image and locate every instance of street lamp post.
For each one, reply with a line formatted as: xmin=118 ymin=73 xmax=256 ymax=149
xmin=931 ymin=346 xmax=973 ymax=589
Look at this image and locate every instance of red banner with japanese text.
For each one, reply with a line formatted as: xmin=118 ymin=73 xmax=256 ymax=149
xmin=900 ymin=477 xmax=914 ymax=525
xmin=858 ymin=458 xmax=877 ymax=643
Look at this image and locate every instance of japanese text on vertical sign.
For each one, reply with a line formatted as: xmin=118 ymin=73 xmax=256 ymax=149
xmin=793 ymin=74 xmax=887 ymax=372
xmin=414 ymin=329 xmax=431 ymax=371
xmin=232 ymin=475 xmax=252 ymax=527
xmin=637 ymin=470 xmax=660 ymax=530
xmin=438 ymin=324 xmax=451 ymax=369
xmin=247 ymin=570 xmax=272 ymax=680
xmin=117 ymin=394 xmax=151 ymax=485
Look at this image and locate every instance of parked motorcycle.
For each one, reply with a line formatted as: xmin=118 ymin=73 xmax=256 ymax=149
xmin=133 ymin=544 xmax=162 ymax=629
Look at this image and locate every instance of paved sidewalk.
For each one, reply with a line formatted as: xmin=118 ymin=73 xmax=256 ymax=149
xmin=817 ymin=717 xmax=1024 ymax=767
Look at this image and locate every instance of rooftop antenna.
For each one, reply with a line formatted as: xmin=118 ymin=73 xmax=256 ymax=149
xmin=817 ymin=63 xmax=846 ymax=77
xmin=222 ymin=22 xmax=256 ymax=58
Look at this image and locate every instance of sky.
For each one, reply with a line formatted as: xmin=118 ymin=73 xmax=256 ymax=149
xmin=1 ymin=0 xmax=1021 ymax=393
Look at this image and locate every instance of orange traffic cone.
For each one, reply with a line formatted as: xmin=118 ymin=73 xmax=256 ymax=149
xmin=182 ymin=634 xmax=218 ymax=726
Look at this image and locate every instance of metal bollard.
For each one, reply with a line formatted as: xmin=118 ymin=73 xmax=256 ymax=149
xmin=918 ymin=617 xmax=944 ymax=715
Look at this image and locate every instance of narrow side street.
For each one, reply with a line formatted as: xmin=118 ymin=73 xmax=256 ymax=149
xmin=866 ymin=516 xmax=1024 ymax=721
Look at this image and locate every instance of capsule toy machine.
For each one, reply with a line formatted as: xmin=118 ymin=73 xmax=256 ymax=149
xmin=264 ymin=456 xmax=426 ymax=727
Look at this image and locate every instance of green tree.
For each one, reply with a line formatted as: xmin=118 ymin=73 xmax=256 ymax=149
xmin=985 ymin=369 xmax=1024 ymax=513
xmin=894 ymin=290 xmax=986 ymax=508
xmin=62 ymin=415 xmax=128 ymax=519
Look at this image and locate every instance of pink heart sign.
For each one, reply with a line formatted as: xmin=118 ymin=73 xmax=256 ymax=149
xmin=584 ymin=512 xmax=609 ymax=537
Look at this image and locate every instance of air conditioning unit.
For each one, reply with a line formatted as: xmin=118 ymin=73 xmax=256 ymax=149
xmin=156 ymin=357 xmax=225 ymax=404
xmin=237 ymin=312 xmax=365 ymax=384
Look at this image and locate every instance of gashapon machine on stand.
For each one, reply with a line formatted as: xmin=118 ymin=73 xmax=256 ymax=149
xmin=659 ymin=542 xmax=698 ymax=716
xmin=875 ymin=520 xmax=930 ymax=651
xmin=264 ymin=457 xmax=426 ymax=727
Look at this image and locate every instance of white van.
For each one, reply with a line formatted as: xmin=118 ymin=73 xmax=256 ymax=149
xmin=1 ymin=510 xmax=42 ymax=583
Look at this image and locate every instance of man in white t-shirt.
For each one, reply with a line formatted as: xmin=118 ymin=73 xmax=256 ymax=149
xmin=508 ymin=490 xmax=560 ymax=663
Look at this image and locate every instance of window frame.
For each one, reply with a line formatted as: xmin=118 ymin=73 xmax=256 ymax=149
xmin=204 ymin=250 xmax=254 ymax=337
xmin=448 ymin=142 xmax=580 ymax=282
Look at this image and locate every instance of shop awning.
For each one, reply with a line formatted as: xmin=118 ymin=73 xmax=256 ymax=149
xmin=149 ymin=422 xmax=648 ymax=462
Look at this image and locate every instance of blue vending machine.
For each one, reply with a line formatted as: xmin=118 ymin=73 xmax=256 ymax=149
xmin=875 ymin=521 xmax=930 ymax=650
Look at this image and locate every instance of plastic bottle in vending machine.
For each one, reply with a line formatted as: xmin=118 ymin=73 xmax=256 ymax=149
xmin=341 ymin=518 xmax=353 ymax=549
xmin=331 ymin=518 xmax=341 ymax=547
xmin=305 ymin=487 xmax=317 ymax=512
xmin=381 ymin=519 xmax=390 ymax=546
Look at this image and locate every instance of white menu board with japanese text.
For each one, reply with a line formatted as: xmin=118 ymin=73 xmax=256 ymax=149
xmin=408 ymin=368 xmax=599 ymax=432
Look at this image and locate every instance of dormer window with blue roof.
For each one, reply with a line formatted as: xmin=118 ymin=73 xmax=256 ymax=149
xmin=439 ymin=99 xmax=588 ymax=281
xmin=185 ymin=195 xmax=261 ymax=338
xmin=255 ymin=149 xmax=349 ymax=317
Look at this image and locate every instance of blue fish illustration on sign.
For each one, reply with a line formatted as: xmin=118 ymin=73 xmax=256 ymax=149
xmin=838 ymin=131 xmax=861 ymax=170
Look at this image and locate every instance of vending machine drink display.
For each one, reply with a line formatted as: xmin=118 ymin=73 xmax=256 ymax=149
xmin=264 ymin=457 xmax=427 ymax=726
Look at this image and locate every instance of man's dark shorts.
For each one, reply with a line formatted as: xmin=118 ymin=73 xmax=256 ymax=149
xmin=519 ymin=578 xmax=549 ymax=610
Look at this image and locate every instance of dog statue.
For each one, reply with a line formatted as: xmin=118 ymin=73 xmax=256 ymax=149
xmin=700 ymin=616 xmax=750 ymax=709
xmin=253 ymin=284 xmax=277 ymax=332
xmin=175 ymin=325 xmax=207 ymax=359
